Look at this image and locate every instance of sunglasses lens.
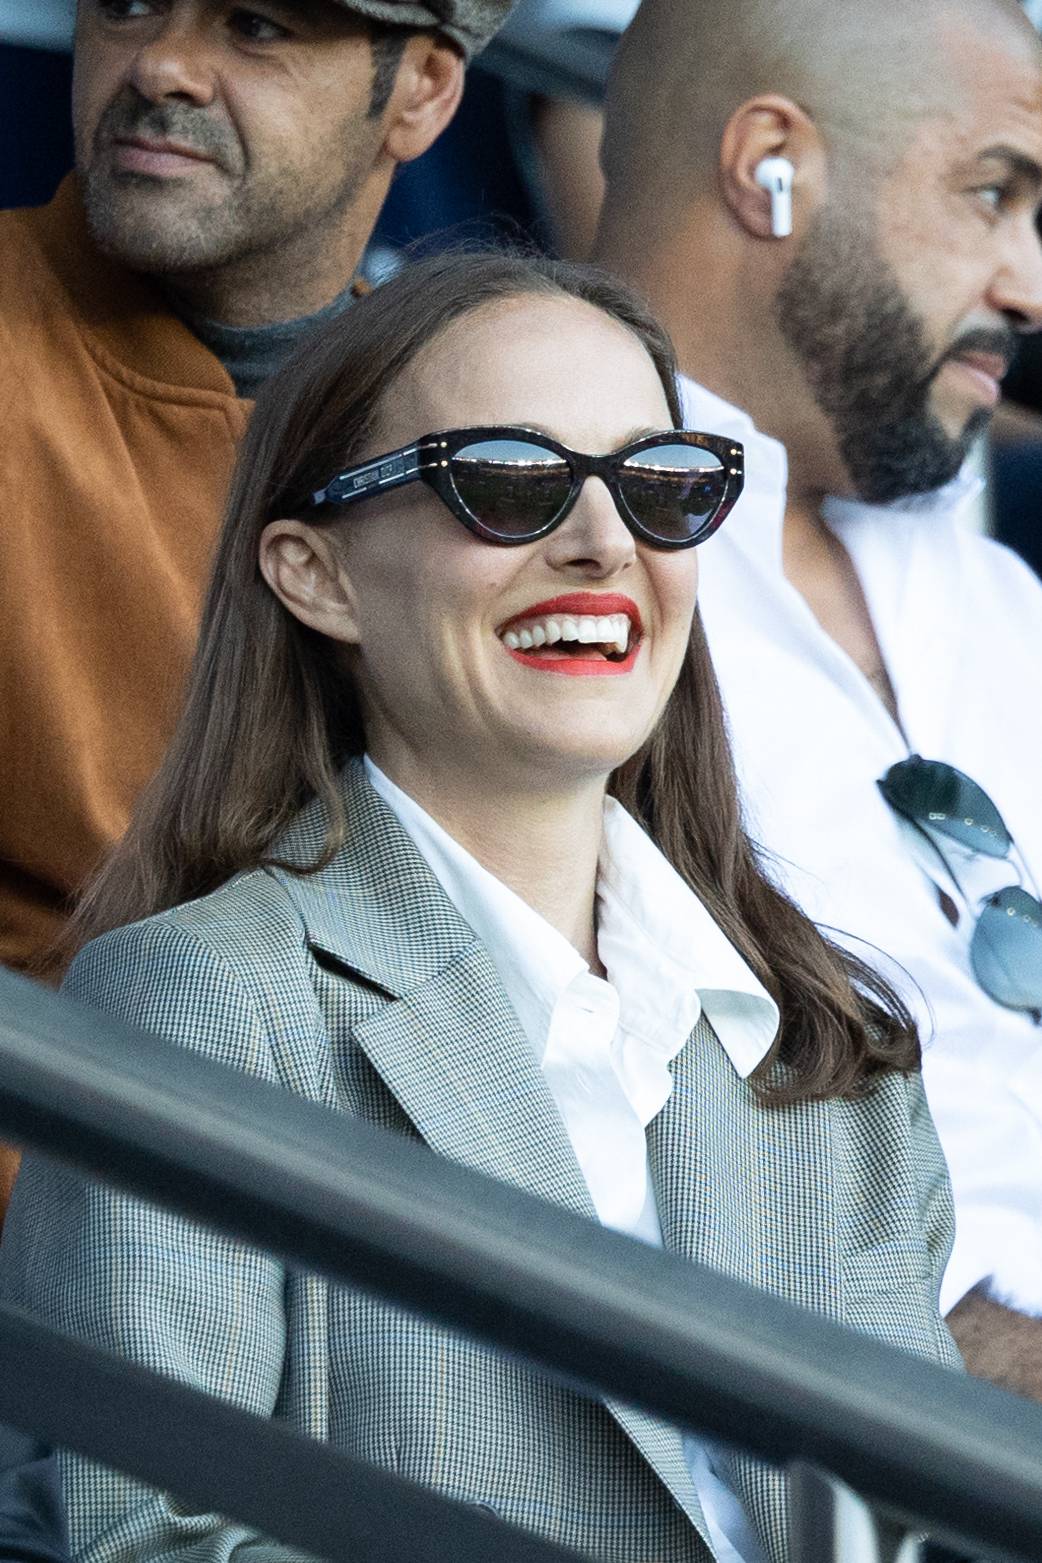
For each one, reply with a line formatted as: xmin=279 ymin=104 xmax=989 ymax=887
xmin=450 ymin=439 xmax=572 ymax=540
xmin=878 ymin=757 xmax=1011 ymax=857
xmin=971 ymin=887 xmax=1042 ymax=1010
xmin=617 ymin=443 xmax=728 ymax=544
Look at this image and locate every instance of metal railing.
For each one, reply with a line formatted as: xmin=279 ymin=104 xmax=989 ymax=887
xmin=0 ymin=1299 xmax=579 ymax=1563
xmin=1 ymin=966 xmax=1042 ymax=1561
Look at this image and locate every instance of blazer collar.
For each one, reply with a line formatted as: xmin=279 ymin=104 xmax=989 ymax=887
xmin=270 ymin=762 xmax=714 ymax=1547
xmin=270 ymin=761 xmax=601 ymax=1209
xmin=270 ymin=760 xmax=482 ymax=995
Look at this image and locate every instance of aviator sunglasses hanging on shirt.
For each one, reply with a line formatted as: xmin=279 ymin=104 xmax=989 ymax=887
xmin=309 ymin=426 xmax=745 ymax=549
xmin=878 ymin=754 xmax=1042 ymax=1016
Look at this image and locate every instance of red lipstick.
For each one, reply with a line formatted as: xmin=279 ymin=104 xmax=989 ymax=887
xmin=499 ymin=592 xmax=643 ymax=677
xmin=507 ymin=643 xmax=641 ymax=677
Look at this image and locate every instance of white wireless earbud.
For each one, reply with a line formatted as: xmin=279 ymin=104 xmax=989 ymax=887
xmin=754 ymin=156 xmax=795 ymax=238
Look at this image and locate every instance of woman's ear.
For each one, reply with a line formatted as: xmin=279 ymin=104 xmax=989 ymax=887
xmin=719 ymin=94 xmax=825 ymax=241
xmin=381 ymin=35 xmax=465 ymax=165
xmin=258 ymin=520 xmax=361 ymax=645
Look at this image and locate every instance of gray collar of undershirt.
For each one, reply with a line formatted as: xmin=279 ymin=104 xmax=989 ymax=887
xmin=174 ymin=279 xmax=358 ymax=400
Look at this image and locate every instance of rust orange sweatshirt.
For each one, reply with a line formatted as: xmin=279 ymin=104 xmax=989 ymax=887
xmin=0 ymin=177 xmax=251 ymax=1207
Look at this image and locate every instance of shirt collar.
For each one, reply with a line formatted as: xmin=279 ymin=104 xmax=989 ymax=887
xmin=364 ymin=759 xmax=779 ymax=1079
xmin=363 ymin=759 xmax=584 ymax=1059
xmin=599 ymin=799 xmax=779 ymax=1076
xmin=821 ymin=468 xmax=984 ymax=533
xmin=679 ymin=371 xmax=984 ymax=565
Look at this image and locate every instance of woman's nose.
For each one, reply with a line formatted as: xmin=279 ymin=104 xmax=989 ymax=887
xmin=543 ymin=476 xmax=636 ymax=578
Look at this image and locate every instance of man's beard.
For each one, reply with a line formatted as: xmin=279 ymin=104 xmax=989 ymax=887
xmin=81 ymin=96 xmax=244 ymax=273
xmin=81 ymin=94 xmax=371 ymax=280
xmin=775 ymin=206 xmax=1013 ymax=505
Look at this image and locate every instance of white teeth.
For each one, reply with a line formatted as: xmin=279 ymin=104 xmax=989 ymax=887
xmin=500 ymin=609 xmax=636 ymax=654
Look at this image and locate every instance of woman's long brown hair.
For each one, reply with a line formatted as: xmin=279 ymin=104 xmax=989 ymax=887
xmin=71 ymin=249 xmax=919 ymax=1103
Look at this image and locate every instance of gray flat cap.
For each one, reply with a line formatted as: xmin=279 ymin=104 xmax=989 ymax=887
xmin=334 ymin=0 xmax=516 ymax=57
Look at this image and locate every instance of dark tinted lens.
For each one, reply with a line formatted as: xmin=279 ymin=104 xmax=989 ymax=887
xmin=878 ymin=757 xmax=1010 ymax=857
xmin=450 ymin=439 xmax=572 ymax=539
xmin=971 ymin=887 xmax=1042 ymax=1010
xmin=617 ymin=443 xmax=727 ymax=543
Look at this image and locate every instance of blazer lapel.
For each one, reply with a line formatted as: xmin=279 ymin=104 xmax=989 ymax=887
xmin=649 ymin=1014 xmax=842 ymax=1563
xmin=351 ymin=946 xmax=595 ymax=1212
xmin=276 ymin=764 xmax=713 ymax=1550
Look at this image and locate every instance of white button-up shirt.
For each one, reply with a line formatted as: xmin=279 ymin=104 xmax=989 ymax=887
xmin=365 ymin=758 xmax=778 ymax=1563
xmin=682 ymin=373 xmax=1042 ymax=1316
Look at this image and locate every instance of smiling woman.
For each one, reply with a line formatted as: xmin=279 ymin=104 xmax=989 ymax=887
xmin=67 ymin=250 xmax=892 ymax=1094
xmin=2 ymin=250 xmax=962 ymax=1563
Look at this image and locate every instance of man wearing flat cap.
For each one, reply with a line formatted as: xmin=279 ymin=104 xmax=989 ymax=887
xmin=0 ymin=0 xmax=512 ymax=1208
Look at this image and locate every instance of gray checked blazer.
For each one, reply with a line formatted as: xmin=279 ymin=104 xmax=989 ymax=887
xmin=0 ymin=762 xmax=961 ymax=1563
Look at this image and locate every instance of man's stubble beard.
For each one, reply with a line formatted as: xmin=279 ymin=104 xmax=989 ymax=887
xmin=81 ymin=97 xmax=378 ymax=283
xmin=83 ymin=169 xmax=286 ymax=275
xmin=774 ymin=205 xmax=995 ymax=506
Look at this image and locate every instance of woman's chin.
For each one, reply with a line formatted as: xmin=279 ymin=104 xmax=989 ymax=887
xmin=495 ymin=725 xmax=648 ymax=787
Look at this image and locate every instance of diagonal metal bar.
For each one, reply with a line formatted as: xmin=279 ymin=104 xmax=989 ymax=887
xmin=0 ymin=1302 xmax=582 ymax=1563
xmin=0 ymin=967 xmax=1040 ymax=1563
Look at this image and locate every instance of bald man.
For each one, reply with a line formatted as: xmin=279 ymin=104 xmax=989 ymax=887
xmin=597 ymin=0 xmax=1042 ymax=1398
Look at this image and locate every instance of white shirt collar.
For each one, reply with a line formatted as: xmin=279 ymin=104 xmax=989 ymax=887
xmin=364 ymin=757 xmax=778 ymax=1079
xmin=679 ymin=372 xmax=983 ymax=563
xmin=598 ymin=799 xmax=779 ymax=1073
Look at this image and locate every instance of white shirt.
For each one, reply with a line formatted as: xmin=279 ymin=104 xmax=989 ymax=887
xmin=682 ymin=373 xmax=1042 ymax=1316
xmin=365 ymin=758 xmax=777 ymax=1563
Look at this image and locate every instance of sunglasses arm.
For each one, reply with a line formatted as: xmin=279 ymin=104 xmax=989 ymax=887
xmin=310 ymin=442 xmax=433 ymax=509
